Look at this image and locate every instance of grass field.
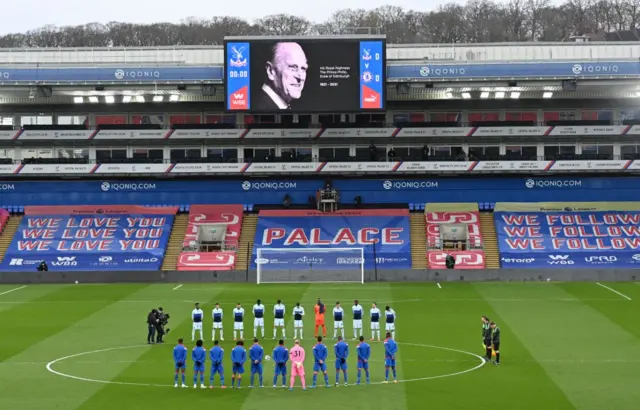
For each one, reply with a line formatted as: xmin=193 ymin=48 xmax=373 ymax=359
xmin=1 ymin=281 xmax=640 ymax=410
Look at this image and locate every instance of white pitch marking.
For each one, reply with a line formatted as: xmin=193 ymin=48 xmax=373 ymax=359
xmin=172 ymin=284 xmax=183 ymax=291
xmin=46 ymin=342 xmax=485 ymax=388
xmin=0 ymin=285 xmax=27 ymax=296
xmin=436 ymin=283 xmax=442 ymax=289
xmin=596 ymin=282 xmax=632 ymax=301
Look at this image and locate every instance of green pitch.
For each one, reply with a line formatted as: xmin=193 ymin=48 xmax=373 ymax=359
xmin=1 ymin=281 xmax=640 ymax=410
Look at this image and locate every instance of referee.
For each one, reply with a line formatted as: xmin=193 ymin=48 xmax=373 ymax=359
xmin=481 ymin=315 xmax=492 ymax=362
xmin=490 ymin=322 xmax=500 ymax=365
xmin=147 ymin=308 xmax=158 ymax=344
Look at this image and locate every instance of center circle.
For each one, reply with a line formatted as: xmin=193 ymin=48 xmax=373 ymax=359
xmin=46 ymin=342 xmax=485 ymax=388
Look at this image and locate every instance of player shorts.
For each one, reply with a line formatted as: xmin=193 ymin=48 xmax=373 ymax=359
xmin=251 ymin=363 xmax=263 ymax=374
xmin=194 ymin=364 xmax=205 ymax=373
xmin=211 ymin=363 xmax=223 ymax=375
xmin=493 ymin=342 xmax=500 ymax=351
xmin=294 ymin=320 xmax=303 ymax=328
xmin=275 ymin=363 xmax=287 ymax=376
xmin=357 ymin=360 xmax=368 ymax=370
xmin=213 ymin=322 xmax=222 ymax=329
xmin=193 ymin=322 xmax=203 ymax=331
xmin=334 ymin=321 xmax=344 ymax=329
xmin=232 ymin=363 xmax=245 ymax=374
xmin=254 ymin=318 xmax=264 ymax=327
xmin=313 ymin=362 xmax=327 ymax=372
xmin=315 ymin=318 xmax=325 ymax=326
xmin=291 ymin=364 xmax=305 ymax=377
xmin=483 ymin=338 xmax=491 ymax=348
xmin=234 ymin=322 xmax=244 ymax=331
xmin=274 ymin=318 xmax=285 ymax=327
xmin=175 ymin=362 xmax=186 ymax=370
xmin=335 ymin=359 xmax=347 ymax=370
xmin=370 ymin=322 xmax=380 ymax=330
xmin=385 ymin=323 xmax=395 ymax=332
xmin=353 ymin=320 xmax=363 ymax=329
xmin=384 ymin=358 xmax=396 ymax=367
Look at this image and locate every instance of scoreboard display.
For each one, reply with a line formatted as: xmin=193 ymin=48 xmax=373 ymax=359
xmin=224 ymin=36 xmax=386 ymax=113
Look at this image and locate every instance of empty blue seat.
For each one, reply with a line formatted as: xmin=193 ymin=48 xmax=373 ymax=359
xmin=248 ymin=204 xmax=254 ymax=212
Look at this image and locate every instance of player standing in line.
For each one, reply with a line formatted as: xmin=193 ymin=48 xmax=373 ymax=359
xmin=289 ymin=340 xmax=307 ymax=391
xmin=482 ymin=316 xmax=492 ymax=362
xmin=192 ymin=339 xmax=207 ymax=389
xmin=352 ymin=300 xmax=364 ymax=340
xmin=292 ymin=302 xmax=305 ymax=339
xmin=334 ymin=335 xmax=349 ymax=386
xmin=249 ymin=338 xmax=265 ymax=387
xmin=356 ymin=336 xmax=371 ymax=385
xmin=209 ymin=340 xmax=226 ymax=388
xmin=333 ymin=302 xmax=345 ymax=339
xmin=273 ymin=299 xmax=286 ymax=340
xmin=385 ymin=306 xmax=396 ymax=340
xmin=173 ymin=338 xmax=188 ymax=388
xmin=212 ymin=303 xmax=224 ymax=341
xmin=311 ymin=336 xmax=330 ymax=388
xmin=253 ymin=299 xmax=265 ymax=339
xmin=233 ymin=303 xmax=245 ymax=340
xmin=272 ymin=339 xmax=289 ymax=388
xmin=370 ymin=303 xmax=381 ymax=341
xmin=192 ymin=303 xmax=204 ymax=342
xmin=231 ymin=340 xmax=246 ymax=388
xmin=490 ymin=322 xmax=501 ymax=365
xmin=383 ymin=332 xmax=398 ymax=384
xmin=314 ymin=299 xmax=327 ymax=338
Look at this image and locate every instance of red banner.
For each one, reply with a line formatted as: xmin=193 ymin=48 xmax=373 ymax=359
xmin=176 ymin=252 xmax=236 ymax=271
xmin=182 ymin=205 xmax=244 ymax=248
xmin=427 ymin=250 xmax=486 ymax=269
xmin=25 ymin=205 xmax=178 ymax=215
xmin=259 ymin=209 xmax=409 ymax=217
xmin=425 ymin=211 xmax=483 ymax=248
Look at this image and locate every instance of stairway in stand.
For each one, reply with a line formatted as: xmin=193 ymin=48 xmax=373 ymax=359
xmin=0 ymin=216 xmax=22 ymax=264
xmin=410 ymin=212 xmax=427 ymax=269
xmin=235 ymin=214 xmax=258 ymax=271
xmin=161 ymin=214 xmax=190 ymax=270
xmin=479 ymin=212 xmax=500 ymax=269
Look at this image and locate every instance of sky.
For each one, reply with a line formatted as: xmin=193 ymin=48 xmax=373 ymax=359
xmin=1 ymin=0 xmax=443 ymax=35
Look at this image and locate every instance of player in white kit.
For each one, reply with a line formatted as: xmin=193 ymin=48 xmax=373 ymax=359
xmin=333 ymin=302 xmax=345 ymax=339
xmin=370 ymin=303 xmax=381 ymax=341
xmin=385 ymin=305 xmax=396 ymax=339
xmin=192 ymin=302 xmax=204 ymax=342
xmin=352 ymin=299 xmax=364 ymax=340
xmin=233 ymin=303 xmax=245 ymax=340
xmin=292 ymin=302 xmax=305 ymax=339
xmin=253 ymin=299 xmax=265 ymax=338
xmin=212 ymin=302 xmax=224 ymax=341
xmin=273 ymin=299 xmax=286 ymax=339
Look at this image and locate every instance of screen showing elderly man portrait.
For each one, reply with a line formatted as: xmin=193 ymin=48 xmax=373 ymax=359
xmin=254 ymin=42 xmax=308 ymax=110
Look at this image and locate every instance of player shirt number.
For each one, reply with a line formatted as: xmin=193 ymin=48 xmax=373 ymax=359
xmin=293 ymin=350 xmax=301 ymax=357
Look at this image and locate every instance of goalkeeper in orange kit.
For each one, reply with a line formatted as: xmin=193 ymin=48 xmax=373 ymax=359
xmin=314 ymin=299 xmax=327 ymax=338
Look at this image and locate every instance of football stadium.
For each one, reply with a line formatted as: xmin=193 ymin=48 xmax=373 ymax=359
xmin=2 ymin=24 xmax=640 ymax=410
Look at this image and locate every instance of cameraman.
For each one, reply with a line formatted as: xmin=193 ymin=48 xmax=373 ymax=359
xmin=147 ymin=308 xmax=158 ymax=344
xmin=445 ymin=254 xmax=456 ymax=269
xmin=156 ymin=307 xmax=170 ymax=343
xmin=37 ymin=261 xmax=48 ymax=272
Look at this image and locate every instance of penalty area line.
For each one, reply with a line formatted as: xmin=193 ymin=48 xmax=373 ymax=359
xmin=596 ymin=282 xmax=632 ymax=301
xmin=0 ymin=285 xmax=27 ymax=296
xmin=172 ymin=284 xmax=183 ymax=291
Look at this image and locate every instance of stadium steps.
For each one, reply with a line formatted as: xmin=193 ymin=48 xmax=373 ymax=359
xmin=235 ymin=214 xmax=258 ymax=271
xmin=410 ymin=212 xmax=427 ymax=269
xmin=479 ymin=212 xmax=500 ymax=269
xmin=0 ymin=216 xmax=22 ymax=263
xmin=160 ymin=213 xmax=190 ymax=271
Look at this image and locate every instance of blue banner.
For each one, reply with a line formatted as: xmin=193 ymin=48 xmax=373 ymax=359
xmin=500 ymin=252 xmax=640 ymax=268
xmin=0 ymin=66 xmax=223 ymax=83
xmin=388 ymin=61 xmax=640 ymax=80
xmin=256 ymin=248 xmax=365 ymax=271
xmin=1 ymin=214 xmax=173 ymax=271
xmin=251 ymin=210 xmax=412 ymax=269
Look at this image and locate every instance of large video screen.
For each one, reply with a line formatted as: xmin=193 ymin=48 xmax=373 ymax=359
xmin=225 ymin=37 xmax=386 ymax=113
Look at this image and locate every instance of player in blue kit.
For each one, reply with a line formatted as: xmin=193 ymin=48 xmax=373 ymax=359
xmin=383 ymin=332 xmax=398 ymax=384
xmin=356 ymin=336 xmax=371 ymax=385
xmin=231 ymin=340 xmax=246 ymax=388
xmin=249 ymin=338 xmax=265 ymax=388
xmin=334 ymin=335 xmax=349 ymax=386
xmin=173 ymin=338 xmax=188 ymax=388
xmin=192 ymin=339 xmax=207 ymax=388
xmin=311 ymin=336 xmax=330 ymax=388
xmin=272 ymin=339 xmax=289 ymax=389
xmin=209 ymin=340 xmax=226 ymax=389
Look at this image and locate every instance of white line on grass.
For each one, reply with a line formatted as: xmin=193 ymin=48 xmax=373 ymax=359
xmin=596 ymin=282 xmax=632 ymax=301
xmin=436 ymin=283 xmax=442 ymax=289
xmin=172 ymin=284 xmax=183 ymax=290
xmin=0 ymin=285 xmax=27 ymax=296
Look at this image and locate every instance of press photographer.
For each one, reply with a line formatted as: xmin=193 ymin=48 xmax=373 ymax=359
xmin=155 ymin=307 xmax=170 ymax=343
